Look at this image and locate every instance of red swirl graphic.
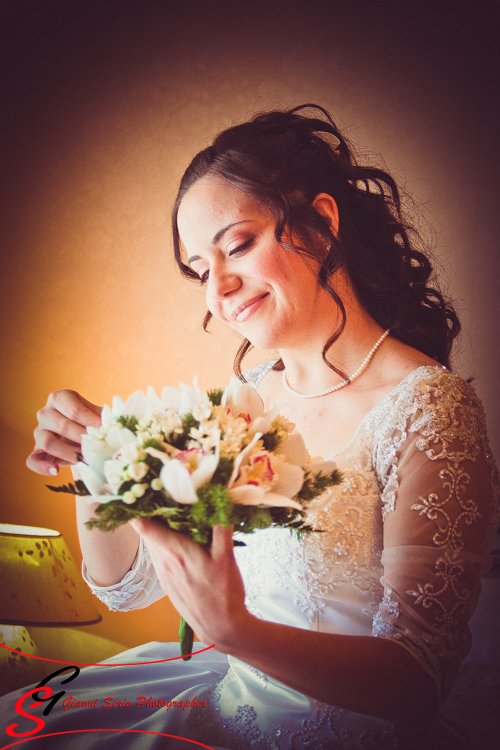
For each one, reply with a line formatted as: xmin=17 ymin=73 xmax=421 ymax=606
xmin=0 ymin=642 xmax=215 ymax=667
xmin=0 ymin=729 xmax=214 ymax=749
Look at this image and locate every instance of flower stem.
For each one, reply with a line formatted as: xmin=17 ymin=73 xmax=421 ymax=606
xmin=179 ymin=617 xmax=194 ymax=661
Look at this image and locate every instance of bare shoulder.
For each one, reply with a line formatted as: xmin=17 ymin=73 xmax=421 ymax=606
xmin=376 ymin=338 xmax=442 ymax=388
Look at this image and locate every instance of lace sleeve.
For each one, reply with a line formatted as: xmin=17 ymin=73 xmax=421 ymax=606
xmin=81 ymin=536 xmax=166 ymax=612
xmin=242 ymin=361 xmax=276 ymax=389
xmin=372 ymin=372 xmax=500 ymax=704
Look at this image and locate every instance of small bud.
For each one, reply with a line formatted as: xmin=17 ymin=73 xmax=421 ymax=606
xmin=131 ymin=483 xmax=147 ymax=498
xmin=122 ymin=491 xmax=136 ymax=504
xmin=151 ymin=478 xmax=163 ymax=491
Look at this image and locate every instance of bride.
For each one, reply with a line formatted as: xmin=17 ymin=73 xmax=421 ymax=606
xmin=16 ymin=105 xmax=499 ymax=748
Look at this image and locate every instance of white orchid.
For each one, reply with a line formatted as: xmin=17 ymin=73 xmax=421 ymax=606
xmin=226 ymin=429 xmax=305 ymax=511
xmin=222 ymin=376 xmax=275 ymax=433
xmin=160 ymin=447 xmax=220 ymax=504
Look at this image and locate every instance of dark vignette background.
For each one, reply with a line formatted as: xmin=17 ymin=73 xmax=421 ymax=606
xmin=0 ymin=0 xmax=498 ymax=646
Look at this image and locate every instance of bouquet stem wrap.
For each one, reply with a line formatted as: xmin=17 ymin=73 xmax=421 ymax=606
xmin=179 ymin=617 xmax=194 ymax=661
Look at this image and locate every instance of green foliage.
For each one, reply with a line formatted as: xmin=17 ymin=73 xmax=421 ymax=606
xmin=171 ymin=413 xmax=200 ymax=449
xmin=117 ymin=479 xmax=135 ymax=494
xmin=85 ymin=490 xmax=183 ymax=532
xmin=207 ymin=389 xmax=224 ymax=406
xmin=141 ymin=437 xmax=164 ymax=451
xmin=211 ymin=455 xmax=234 ymax=485
xmin=82 ymin=474 xmax=334 ymax=540
xmin=46 ymin=480 xmax=90 ymax=496
xmin=261 ymin=429 xmax=283 ymax=452
xmin=117 ymin=415 xmax=139 ymax=432
xmin=297 ymin=469 xmax=343 ymax=503
xmin=143 ymin=454 xmax=164 ymax=474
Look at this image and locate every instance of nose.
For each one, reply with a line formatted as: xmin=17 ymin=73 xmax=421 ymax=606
xmin=206 ymin=259 xmax=241 ymax=300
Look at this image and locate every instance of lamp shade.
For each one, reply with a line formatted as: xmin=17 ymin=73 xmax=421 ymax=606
xmin=0 ymin=524 xmax=102 ymax=626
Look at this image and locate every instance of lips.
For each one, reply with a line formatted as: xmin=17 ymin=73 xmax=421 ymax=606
xmin=232 ymin=293 xmax=268 ymax=322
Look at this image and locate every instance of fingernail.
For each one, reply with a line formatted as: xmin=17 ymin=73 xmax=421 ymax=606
xmin=49 ymin=466 xmax=58 ymax=476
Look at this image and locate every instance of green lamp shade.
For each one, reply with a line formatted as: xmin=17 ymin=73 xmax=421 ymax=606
xmin=0 ymin=524 xmax=101 ymax=626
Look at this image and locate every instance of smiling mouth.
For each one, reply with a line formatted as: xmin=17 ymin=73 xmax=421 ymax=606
xmin=233 ymin=293 xmax=269 ymax=321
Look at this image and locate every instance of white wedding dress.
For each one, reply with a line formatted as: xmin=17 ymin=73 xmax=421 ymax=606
xmin=2 ymin=365 xmax=499 ymax=749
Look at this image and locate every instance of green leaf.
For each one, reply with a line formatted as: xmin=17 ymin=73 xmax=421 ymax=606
xmin=46 ymin=480 xmax=90 ymax=496
xmin=207 ymin=388 xmax=224 ymax=406
xmin=296 ymin=469 xmax=343 ymax=503
xmin=261 ymin=429 xmax=283 ymax=452
xmin=117 ymin=479 xmax=135 ymax=494
xmin=117 ymin=415 xmax=139 ymax=432
xmin=211 ymin=455 xmax=234 ymax=485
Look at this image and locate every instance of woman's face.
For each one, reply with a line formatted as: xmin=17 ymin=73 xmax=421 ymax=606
xmin=177 ymin=175 xmax=334 ymax=352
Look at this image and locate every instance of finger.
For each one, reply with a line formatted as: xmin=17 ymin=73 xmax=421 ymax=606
xmin=130 ymin=518 xmax=187 ymax=551
xmin=33 ymin=428 xmax=82 ymax=465
xmin=132 ymin=518 xmax=206 ymax=564
xmin=36 ymin=406 xmax=89 ymax=445
xmin=211 ymin=524 xmax=235 ymax=560
xmin=26 ymin=450 xmax=71 ymax=476
xmin=47 ymin=390 xmax=102 ymax=428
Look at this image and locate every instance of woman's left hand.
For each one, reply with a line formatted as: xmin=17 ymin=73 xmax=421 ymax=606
xmin=130 ymin=519 xmax=251 ymax=651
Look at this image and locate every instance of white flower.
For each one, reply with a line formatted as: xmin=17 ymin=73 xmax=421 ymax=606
xmin=278 ymin=431 xmax=309 ymax=468
xmin=226 ymin=430 xmax=305 ymax=511
xmin=160 ymin=447 xmax=219 ymax=504
xmin=79 ymin=435 xmax=115 ymax=484
xmin=128 ymin=462 xmax=148 ymax=481
xmin=222 ymin=377 xmax=266 ymax=422
xmin=177 ymin=378 xmax=211 ymax=418
xmin=229 ymin=485 xmax=303 ymax=511
xmin=101 ymin=390 xmax=148 ymax=429
xmin=103 ymin=458 xmax=128 ymax=494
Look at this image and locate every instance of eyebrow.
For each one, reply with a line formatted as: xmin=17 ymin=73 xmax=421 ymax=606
xmin=187 ymin=220 xmax=254 ymax=266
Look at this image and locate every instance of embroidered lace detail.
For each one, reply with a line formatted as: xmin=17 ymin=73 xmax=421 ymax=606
xmin=235 ymin=529 xmax=317 ymax=621
xmin=238 ymin=365 xmax=497 ymax=694
xmin=304 ymin=463 xmax=384 ymax=616
xmin=402 ymin=370 xmax=500 ymax=532
xmin=84 ymin=537 xmax=160 ymax=612
xmin=187 ymin=670 xmax=404 ymax=749
xmin=371 ymin=589 xmax=448 ymax=682
xmin=411 ymin=463 xmax=482 ymax=550
xmin=243 ymin=361 xmax=277 ymax=389
xmin=406 ymin=551 xmax=473 ymax=641
xmin=372 ymin=588 xmax=400 ymax=637
xmin=187 ymin=672 xmax=289 ymax=749
xmin=93 ymin=582 xmax=145 ymax=611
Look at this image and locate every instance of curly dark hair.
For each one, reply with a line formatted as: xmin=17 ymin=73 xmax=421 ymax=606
xmin=172 ymin=104 xmax=460 ymax=378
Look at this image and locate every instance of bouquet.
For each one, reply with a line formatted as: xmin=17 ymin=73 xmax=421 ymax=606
xmin=49 ymin=377 xmax=342 ymax=658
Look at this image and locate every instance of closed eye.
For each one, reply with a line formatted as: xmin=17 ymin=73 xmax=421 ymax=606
xmin=198 ymin=238 xmax=254 ymax=285
xmin=228 ymin=238 xmax=253 ymax=256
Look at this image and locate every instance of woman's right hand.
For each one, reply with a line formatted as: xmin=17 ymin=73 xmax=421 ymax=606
xmin=27 ymin=390 xmax=102 ymax=476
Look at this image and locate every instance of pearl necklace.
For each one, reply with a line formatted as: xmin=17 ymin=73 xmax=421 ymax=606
xmin=282 ymin=329 xmax=391 ymax=399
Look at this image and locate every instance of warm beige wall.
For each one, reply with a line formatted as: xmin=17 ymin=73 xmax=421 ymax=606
xmin=1 ymin=1 xmax=498 ymax=648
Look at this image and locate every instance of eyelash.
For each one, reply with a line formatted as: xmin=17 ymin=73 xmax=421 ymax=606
xmin=198 ymin=239 xmax=253 ymax=285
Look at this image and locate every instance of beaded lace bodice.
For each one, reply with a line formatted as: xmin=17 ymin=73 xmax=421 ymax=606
xmin=82 ymin=364 xmax=499 ymax=748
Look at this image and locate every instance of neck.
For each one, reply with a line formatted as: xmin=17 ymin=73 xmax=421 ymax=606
xmin=278 ymin=277 xmax=387 ymax=395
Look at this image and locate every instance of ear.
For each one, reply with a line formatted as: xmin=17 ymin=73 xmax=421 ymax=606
xmin=312 ymin=193 xmax=339 ymax=237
